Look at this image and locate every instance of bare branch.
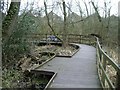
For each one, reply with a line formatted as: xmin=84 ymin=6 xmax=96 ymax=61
xmin=44 ymin=1 xmax=56 ymax=35
xmin=76 ymin=1 xmax=83 ymax=18
xmin=68 ymin=17 xmax=89 ymax=24
xmin=44 ymin=1 xmax=62 ymax=42
xmin=91 ymin=1 xmax=101 ymax=22
xmin=82 ymin=0 xmax=89 ymax=16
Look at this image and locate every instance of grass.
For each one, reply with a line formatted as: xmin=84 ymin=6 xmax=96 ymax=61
xmin=2 ymin=51 xmax=55 ymax=88
xmin=2 ymin=69 xmax=50 ymax=88
xmin=102 ymin=45 xmax=118 ymax=87
xmin=35 ymin=44 xmax=77 ymax=56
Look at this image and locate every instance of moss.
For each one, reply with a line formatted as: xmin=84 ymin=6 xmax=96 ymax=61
xmin=2 ymin=2 xmax=20 ymax=39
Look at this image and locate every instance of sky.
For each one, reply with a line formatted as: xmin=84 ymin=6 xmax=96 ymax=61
xmin=118 ymin=2 xmax=120 ymax=17
xmin=4 ymin=0 xmax=120 ymax=17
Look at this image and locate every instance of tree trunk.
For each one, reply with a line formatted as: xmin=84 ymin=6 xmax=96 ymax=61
xmin=2 ymin=1 xmax=21 ymax=43
xmin=118 ymin=4 xmax=120 ymax=89
xmin=91 ymin=1 xmax=104 ymax=40
xmin=62 ymin=0 xmax=67 ymax=48
xmin=44 ymin=1 xmax=62 ymax=42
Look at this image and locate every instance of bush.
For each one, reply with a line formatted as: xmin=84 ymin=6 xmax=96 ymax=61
xmin=2 ymin=12 xmax=36 ymax=68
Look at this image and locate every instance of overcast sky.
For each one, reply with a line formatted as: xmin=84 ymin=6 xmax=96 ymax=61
xmin=5 ymin=0 xmax=120 ymax=17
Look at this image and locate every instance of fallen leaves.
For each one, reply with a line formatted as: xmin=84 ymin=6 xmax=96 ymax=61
xmin=35 ymin=44 xmax=77 ymax=56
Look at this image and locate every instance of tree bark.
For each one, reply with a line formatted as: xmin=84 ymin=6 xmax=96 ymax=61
xmin=62 ymin=0 xmax=67 ymax=48
xmin=118 ymin=4 xmax=120 ymax=89
xmin=2 ymin=1 xmax=21 ymax=43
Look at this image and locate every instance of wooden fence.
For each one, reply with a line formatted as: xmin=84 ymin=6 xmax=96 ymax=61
xmin=96 ymin=38 xmax=120 ymax=90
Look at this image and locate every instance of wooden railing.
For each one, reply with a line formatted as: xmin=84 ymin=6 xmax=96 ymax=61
xmin=26 ymin=34 xmax=120 ymax=89
xmin=96 ymin=37 xmax=120 ymax=90
xmin=26 ymin=34 xmax=96 ymax=46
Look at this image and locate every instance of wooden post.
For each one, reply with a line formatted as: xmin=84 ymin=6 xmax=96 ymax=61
xmin=46 ymin=34 xmax=47 ymax=41
xmin=79 ymin=35 xmax=81 ymax=44
xmin=116 ymin=71 xmax=120 ymax=90
xmin=117 ymin=2 xmax=120 ymax=90
xmin=101 ymin=55 xmax=106 ymax=87
xmin=99 ymin=49 xmax=102 ymax=62
xmin=96 ymin=42 xmax=98 ymax=59
xmin=96 ymin=42 xmax=99 ymax=66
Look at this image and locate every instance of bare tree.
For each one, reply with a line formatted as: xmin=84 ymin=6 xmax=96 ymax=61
xmin=82 ymin=0 xmax=89 ymax=17
xmin=103 ymin=0 xmax=112 ymax=35
xmin=76 ymin=0 xmax=90 ymax=34
xmin=91 ymin=1 xmax=101 ymax=22
xmin=91 ymin=1 xmax=104 ymax=39
xmin=44 ymin=0 xmax=68 ymax=47
xmin=62 ymin=0 xmax=67 ymax=47
xmin=76 ymin=1 xmax=83 ymax=18
xmin=67 ymin=0 xmax=72 ymax=15
xmin=44 ymin=1 xmax=56 ymax=35
xmin=44 ymin=1 xmax=62 ymax=42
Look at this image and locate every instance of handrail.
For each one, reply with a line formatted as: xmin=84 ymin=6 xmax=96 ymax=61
xmin=25 ymin=33 xmax=120 ymax=89
xmin=96 ymin=37 xmax=120 ymax=90
xmin=26 ymin=34 xmax=96 ymax=46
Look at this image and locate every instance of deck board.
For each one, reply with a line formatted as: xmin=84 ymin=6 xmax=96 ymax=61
xmin=36 ymin=44 xmax=101 ymax=88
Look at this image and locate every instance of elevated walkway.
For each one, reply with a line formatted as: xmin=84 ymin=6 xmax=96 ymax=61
xmin=36 ymin=44 xmax=101 ymax=88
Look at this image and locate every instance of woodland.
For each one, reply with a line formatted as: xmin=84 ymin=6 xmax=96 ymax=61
xmin=1 ymin=0 xmax=119 ymax=89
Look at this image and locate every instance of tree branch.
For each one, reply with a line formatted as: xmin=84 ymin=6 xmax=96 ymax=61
xmin=44 ymin=1 xmax=62 ymax=42
xmin=91 ymin=1 xmax=101 ymax=22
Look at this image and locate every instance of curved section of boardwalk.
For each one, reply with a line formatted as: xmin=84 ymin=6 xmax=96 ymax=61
xmin=36 ymin=44 xmax=101 ymax=88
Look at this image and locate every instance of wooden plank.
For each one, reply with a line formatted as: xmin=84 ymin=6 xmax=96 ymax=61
xmin=101 ymin=54 xmax=107 ymax=87
xmin=36 ymin=44 xmax=101 ymax=88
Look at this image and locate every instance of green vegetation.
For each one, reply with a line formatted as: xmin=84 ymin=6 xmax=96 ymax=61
xmin=3 ymin=69 xmax=49 ymax=88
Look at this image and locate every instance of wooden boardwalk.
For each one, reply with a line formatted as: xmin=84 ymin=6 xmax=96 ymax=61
xmin=36 ymin=44 xmax=101 ymax=88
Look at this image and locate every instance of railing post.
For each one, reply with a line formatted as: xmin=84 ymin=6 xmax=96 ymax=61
xmin=89 ymin=36 xmax=91 ymax=45
xmin=101 ymin=55 xmax=106 ymax=87
xmin=96 ymin=43 xmax=99 ymax=70
xmin=117 ymin=35 xmax=120 ymax=90
xmin=46 ymin=34 xmax=47 ymax=41
xmin=79 ymin=35 xmax=81 ymax=44
xmin=116 ymin=70 xmax=120 ymax=90
xmin=96 ymin=43 xmax=99 ymax=62
xmin=99 ymin=48 xmax=102 ymax=62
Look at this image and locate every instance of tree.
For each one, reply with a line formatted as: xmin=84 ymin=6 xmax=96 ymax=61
xmin=44 ymin=1 xmax=56 ymax=36
xmin=2 ymin=0 xmax=21 ymax=43
xmin=82 ymin=0 xmax=89 ymax=17
xmin=76 ymin=1 xmax=84 ymax=34
xmin=62 ymin=0 xmax=67 ymax=47
xmin=91 ymin=1 xmax=103 ymax=39
xmin=44 ymin=1 xmax=64 ymax=44
xmin=103 ymin=0 xmax=112 ymax=38
xmin=2 ymin=0 xmax=21 ymax=65
xmin=118 ymin=2 xmax=120 ymax=89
